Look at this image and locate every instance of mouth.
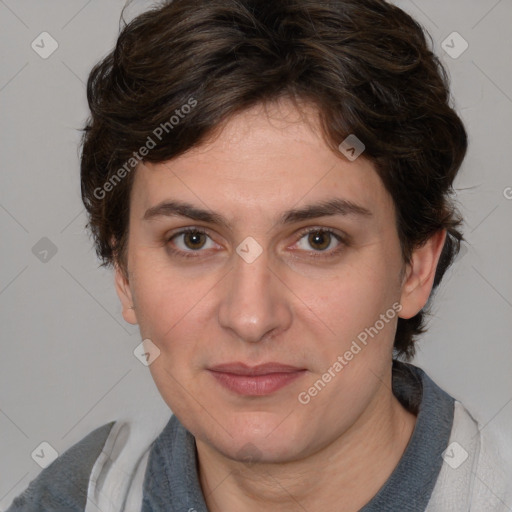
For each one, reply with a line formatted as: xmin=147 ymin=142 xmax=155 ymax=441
xmin=207 ymin=362 xmax=307 ymax=396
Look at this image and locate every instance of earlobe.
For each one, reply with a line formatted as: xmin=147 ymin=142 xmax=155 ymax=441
xmin=399 ymin=230 xmax=447 ymax=320
xmin=114 ymin=264 xmax=139 ymax=325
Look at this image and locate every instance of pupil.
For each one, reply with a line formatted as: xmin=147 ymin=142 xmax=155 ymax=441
xmin=309 ymin=231 xmax=329 ymax=250
xmin=186 ymin=232 xmax=205 ymax=249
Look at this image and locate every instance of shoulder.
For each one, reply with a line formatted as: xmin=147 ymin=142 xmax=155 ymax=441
xmin=427 ymin=400 xmax=512 ymax=511
xmin=5 ymin=421 xmax=116 ymax=512
xmin=468 ymin=408 xmax=512 ymax=510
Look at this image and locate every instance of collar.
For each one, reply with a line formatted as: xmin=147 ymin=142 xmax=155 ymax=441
xmin=142 ymin=361 xmax=454 ymax=512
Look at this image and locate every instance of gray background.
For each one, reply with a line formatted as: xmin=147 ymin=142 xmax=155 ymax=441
xmin=0 ymin=0 xmax=511 ymax=509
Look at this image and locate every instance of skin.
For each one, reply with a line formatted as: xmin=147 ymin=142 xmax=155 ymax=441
xmin=115 ymin=99 xmax=446 ymax=511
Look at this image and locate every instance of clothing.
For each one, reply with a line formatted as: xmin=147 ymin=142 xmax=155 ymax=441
xmin=6 ymin=362 xmax=511 ymax=511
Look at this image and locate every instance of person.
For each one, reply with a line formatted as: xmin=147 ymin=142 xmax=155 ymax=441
xmin=7 ymin=0 xmax=510 ymax=510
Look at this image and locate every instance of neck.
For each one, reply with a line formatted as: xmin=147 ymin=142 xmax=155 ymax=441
xmin=197 ymin=379 xmax=416 ymax=512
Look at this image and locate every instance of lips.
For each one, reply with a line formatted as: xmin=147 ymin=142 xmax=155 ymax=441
xmin=207 ymin=362 xmax=306 ymax=396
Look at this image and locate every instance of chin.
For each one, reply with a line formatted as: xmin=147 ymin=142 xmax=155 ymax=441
xmin=205 ymin=415 xmax=309 ymax=463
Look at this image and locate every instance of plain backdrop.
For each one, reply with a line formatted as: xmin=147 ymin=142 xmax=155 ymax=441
xmin=1 ymin=0 xmax=511 ymax=509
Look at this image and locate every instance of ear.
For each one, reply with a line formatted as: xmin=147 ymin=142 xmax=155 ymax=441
xmin=399 ymin=230 xmax=447 ymax=320
xmin=114 ymin=263 xmax=138 ymax=325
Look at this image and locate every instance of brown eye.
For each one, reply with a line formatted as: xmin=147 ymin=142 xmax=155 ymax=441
xmin=183 ymin=231 xmax=207 ymax=250
xmin=292 ymin=227 xmax=346 ymax=259
xmin=166 ymin=228 xmax=217 ymax=258
xmin=307 ymin=230 xmax=332 ymax=251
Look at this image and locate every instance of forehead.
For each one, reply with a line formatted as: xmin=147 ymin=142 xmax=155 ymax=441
xmin=131 ymin=100 xmax=392 ymax=222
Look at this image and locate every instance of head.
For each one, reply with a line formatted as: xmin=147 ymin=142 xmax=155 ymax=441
xmin=81 ymin=0 xmax=466 ymax=462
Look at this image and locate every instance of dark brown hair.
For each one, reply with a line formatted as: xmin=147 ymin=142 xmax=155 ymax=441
xmin=80 ymin=0 xmax=467 ymax=359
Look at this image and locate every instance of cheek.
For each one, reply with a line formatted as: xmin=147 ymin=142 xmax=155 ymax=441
xmin=137 ymin=272 xmax=209 ymax=413
xmin=130 ymin=254 xmax=211 ymax=336
xmin=299 ymin=258 xmax=401 ymax=374
xmin=309 ymin=258 xmax=398 ymax=327
xmin=295 ymin=270 xmax=401 ymax=417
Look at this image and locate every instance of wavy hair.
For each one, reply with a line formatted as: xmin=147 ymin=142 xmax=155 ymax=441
xmin=81 ymin=0 xmax=467 ymax=359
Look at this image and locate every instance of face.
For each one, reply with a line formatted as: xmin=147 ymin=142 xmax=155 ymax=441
xmin=115 ymin=100 xmax=432 ymax=463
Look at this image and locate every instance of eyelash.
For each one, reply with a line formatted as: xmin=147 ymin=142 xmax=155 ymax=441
xmin=165 ymin=226 xmax=347 ymax=260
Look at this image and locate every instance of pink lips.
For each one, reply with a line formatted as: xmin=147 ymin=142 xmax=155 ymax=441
xmin=207 ymin=362 xmax=306 ymax=396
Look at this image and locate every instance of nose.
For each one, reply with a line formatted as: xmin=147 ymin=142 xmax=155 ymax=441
xmin=217 ymin=244 xmax=292 ymax=344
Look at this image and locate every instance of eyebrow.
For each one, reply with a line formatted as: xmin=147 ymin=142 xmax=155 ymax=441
xmin=142 ymin=198 xmax=372 ymax=227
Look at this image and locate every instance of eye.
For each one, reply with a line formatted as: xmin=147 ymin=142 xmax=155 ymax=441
xmin=292 ymin=227 xmax=346 ymax=258
xmin=166 ymin=227 xmax=218 ymax=258
xmin=165 ymin=226 xmax=347 ymax=260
